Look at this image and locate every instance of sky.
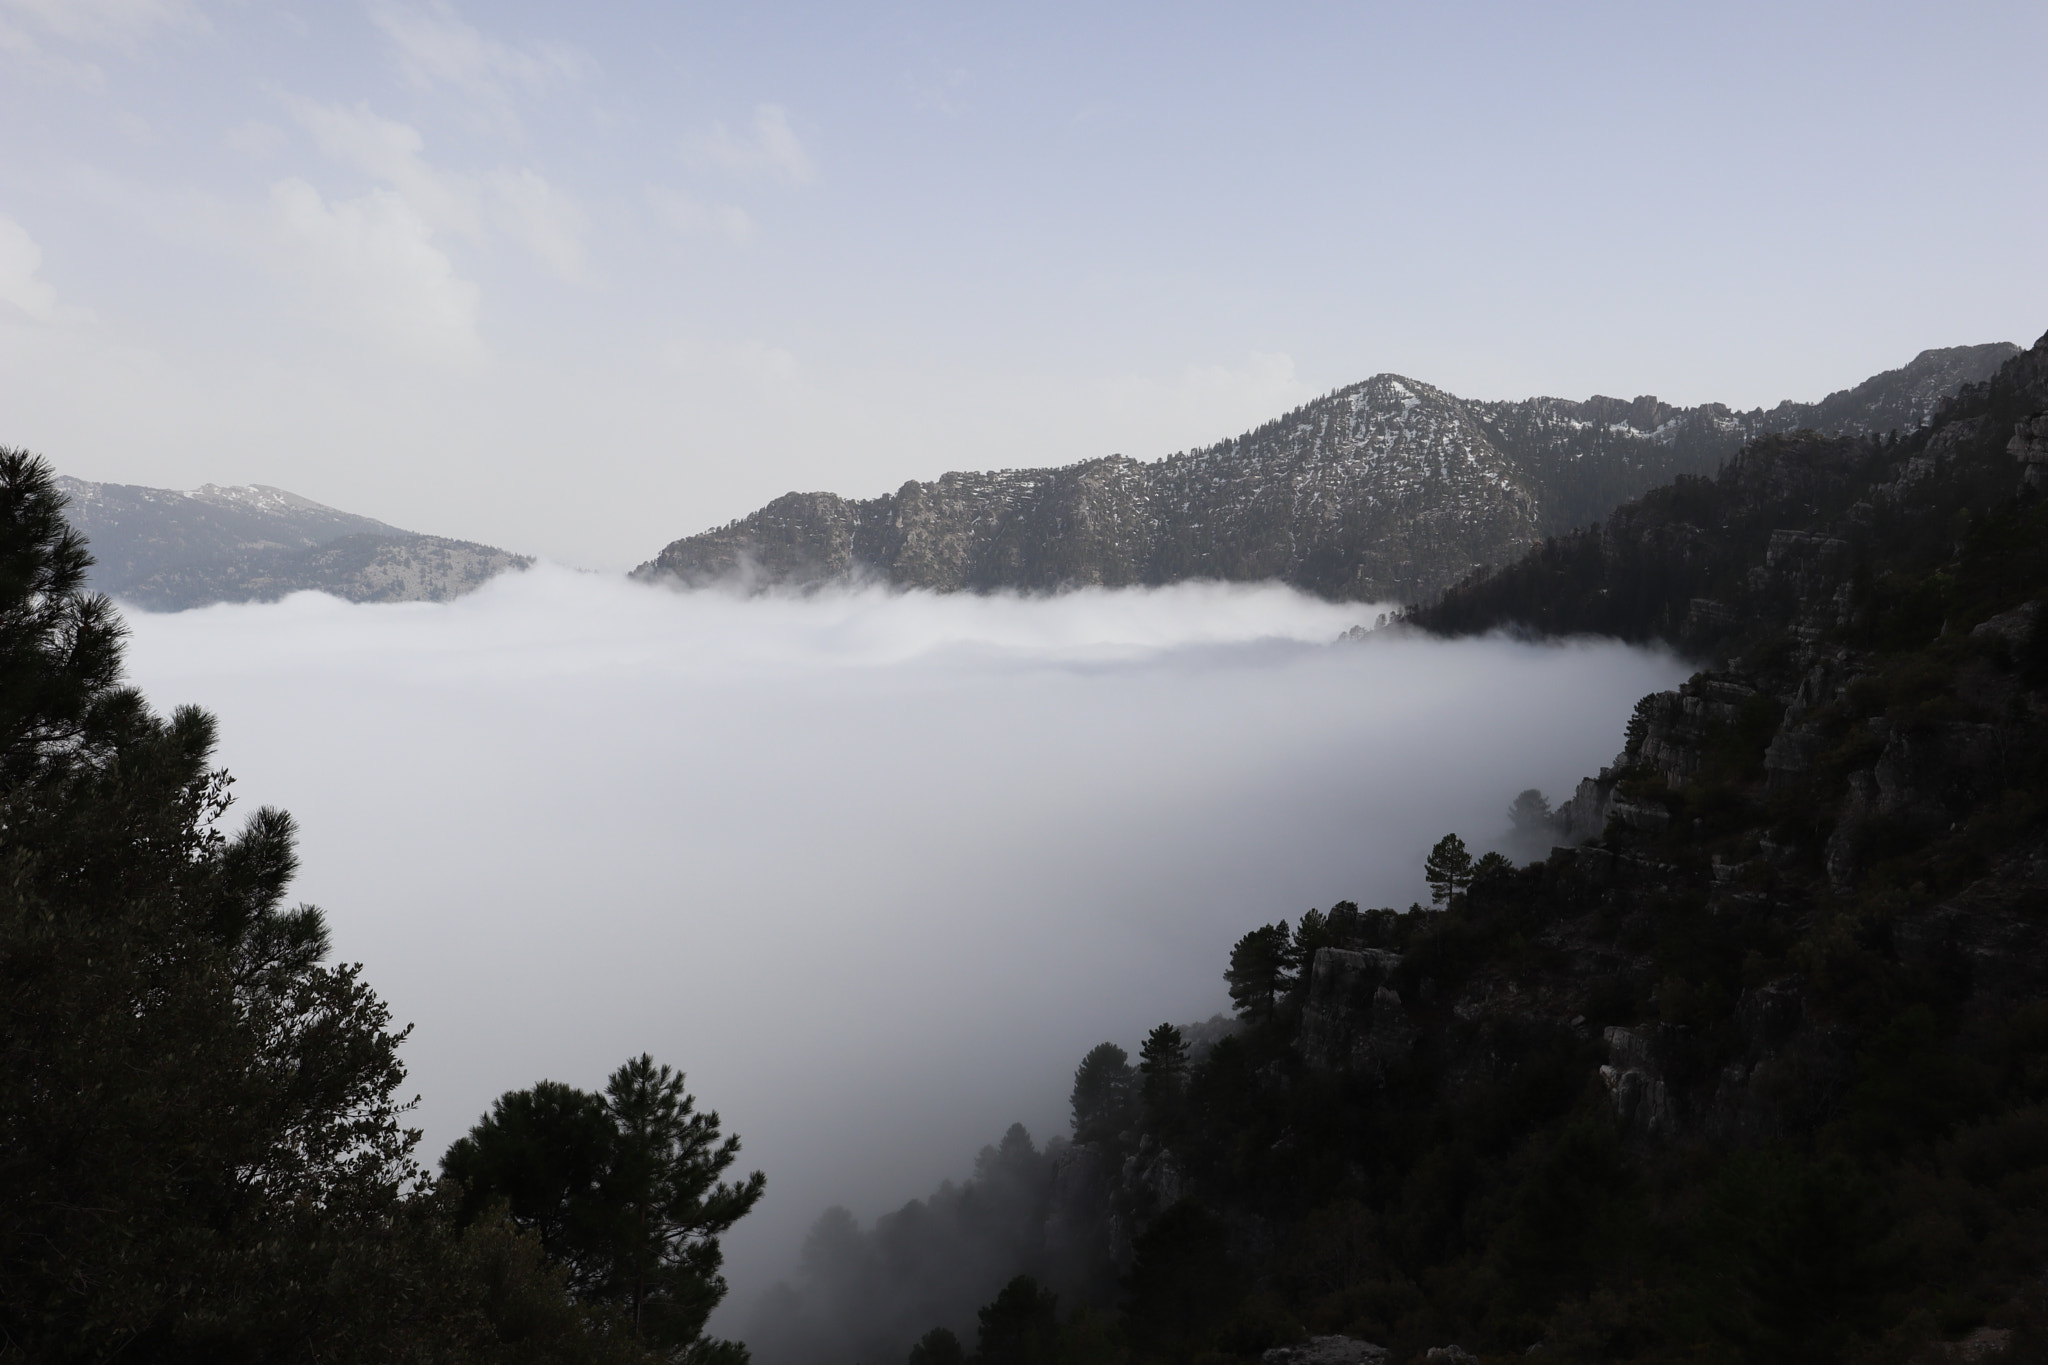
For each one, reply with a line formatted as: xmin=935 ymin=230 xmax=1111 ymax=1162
xmin=2 ymin=0 xmax=2045 ymax=569
xmin=118 ymin=571 xmax=1689 ymax=1330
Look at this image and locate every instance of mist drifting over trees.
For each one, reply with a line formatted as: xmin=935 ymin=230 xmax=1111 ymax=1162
xmin=113 ymin=569 xmax=1685 ymax=1321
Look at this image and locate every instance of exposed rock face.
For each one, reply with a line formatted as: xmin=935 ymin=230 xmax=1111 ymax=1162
xmin=2011 ymin=411 xmax=2048 ymax=490
xmin=636 ymin=345 xmax=2017 ymax=604
xmin=1298 ymin=948 xmax=1411 ymax=1074
xmin=54 ymin=476 xmax=530 ymax=609
xmin=1261 ymin=1336 xmax=1391 ymax=1364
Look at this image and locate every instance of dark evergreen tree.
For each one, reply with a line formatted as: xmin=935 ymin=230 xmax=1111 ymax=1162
xmin=1471 ymin=849 xmax=1514 ymax=886
xmin=1137 ymin=1024 xmax=1189 ymax=1119
xmin=974 ymin=1275 xmax=1061 ymax=1365
xmin=444 ymin=1054 xmax=766 ymax=1360
xmin=905 ymin=1326 xmax=965 ymax=1365
xmin=1423 ymin=832 xmax=1473 ymax=907
xmin=1223 ymin=921 xmax=1294 ymax=1020
xmin=0 ymin=449 xmax=652 ymax=1362
xmin=1507 ymin=788 xmax=1552 ymax=836
xmin=442 ymin=1079 xmax=619 ymax=1295
xmin=1069 ymin=1042 xmax=1136 ymax=1144
xmin=1121 ymin=1202 xmax=1242 ymax=1362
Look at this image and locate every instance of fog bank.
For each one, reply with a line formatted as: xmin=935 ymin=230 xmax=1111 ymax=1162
xmin=116 ymin=569 xmax=1687 ymax=1331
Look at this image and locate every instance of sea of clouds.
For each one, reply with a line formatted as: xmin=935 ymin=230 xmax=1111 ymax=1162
xmin=117 ymin=566 xmax=1689 ymax=1327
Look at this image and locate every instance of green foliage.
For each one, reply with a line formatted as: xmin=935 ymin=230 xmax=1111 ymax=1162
xmin=444 ymin=1080 xmax=619 ymax=1293
xmin=976 ymin=1275 xmax=1062 ymax=1365
xmin=0 ymin=450 xmax=658 ymax=1363
xmin=1701 ymin=1151 xmax=1908 ymax=1360
xmin=1224 ymin=921 xmax=1295 ymax=1019
xmin=1137 ymin=1024 xmax=1190 ymax=1120
xmin=1471 ymin=850 xmax=1514 ymax=887
xmin=949 ymin=337 xmax=2048 ymax=1365
xmin=1071 ymin=1042 xmax=1137 ymax=1145
xmin=1123 ymin=1202 xmax=1245 ymax=1362
xmin=1508 ymin=788 xmax=1552 ymax=836
xmin=1422 ymin=833 xmax=1473 ymax=907
xmin=443 ymin=1055 xmax=766 ymax=1355
xmin=907 ymin=1326 xmax=967 ymax=1365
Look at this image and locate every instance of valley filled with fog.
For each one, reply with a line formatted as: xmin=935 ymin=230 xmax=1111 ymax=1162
xmin=117 ymin=568 xmax=1687 ymax=1325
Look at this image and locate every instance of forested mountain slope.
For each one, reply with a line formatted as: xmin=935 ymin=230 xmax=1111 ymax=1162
xmin=800 ymin=331 xmax=2048 ymax=1365
xmin=636 ymin=344 xmax=2014 ymax=605
xmin=55 ymin=476 xmax=530 ymax=609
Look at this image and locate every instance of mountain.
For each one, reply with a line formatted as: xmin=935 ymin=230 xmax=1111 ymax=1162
xmin=775 ymin=331 xmax=2048 ymax=1364
xmin=635 ymin=343 xmax=2018 ymax=605
xmin=55 ymin=476 xmax=531 ymax=610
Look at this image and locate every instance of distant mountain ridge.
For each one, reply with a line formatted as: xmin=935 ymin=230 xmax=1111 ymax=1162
xmin=636 ymin=342 xmax=2018 ymax=603
xmin=56 ymin=476 xmax=530 ymax=610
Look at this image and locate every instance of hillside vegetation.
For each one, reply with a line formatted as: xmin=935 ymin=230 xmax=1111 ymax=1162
xmin=820 ymin=333 xmax=2048 ymax=1365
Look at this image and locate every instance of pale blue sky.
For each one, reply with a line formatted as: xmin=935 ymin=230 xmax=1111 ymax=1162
xmin=2 ymin=0 xmax=2043 ymax=566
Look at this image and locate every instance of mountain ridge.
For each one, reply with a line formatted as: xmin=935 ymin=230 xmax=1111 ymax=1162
xmin=636 ymin=343 xmax=2017 ymax=605
xmin=55 ymin=475 xmax=531 ymax=610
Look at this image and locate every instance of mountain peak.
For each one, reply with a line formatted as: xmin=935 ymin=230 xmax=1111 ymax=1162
xmin=638 ymin=343 xmax=2017 ymax=604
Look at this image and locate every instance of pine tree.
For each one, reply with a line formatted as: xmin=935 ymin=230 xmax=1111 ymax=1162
xmin=1224 ymin=921 xmax=1295 ymax=1019
xmin=1424 ymin=833 xmax=1474 ymax=907
xmin=0 ymin=450 xmax=658 ymax=1363
xmin=974 ymin=1275 xmax=1060 ymax=1365
xmin=1138 ymin=1023 xmax=1190 ymax=1117
xmin=907 ymin=1327 xmax=966 ymax=1365
xmin=1069 ymin=1042 xmax=1136 ymax=1144
xmin=1508 ymin=788 xmax=1553 ymax=837
xmin=444 ymin=1055 xmax=766 ymax=1358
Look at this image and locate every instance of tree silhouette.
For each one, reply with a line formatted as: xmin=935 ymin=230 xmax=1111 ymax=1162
xmin=1069 ymin=1042 xmax=1136 ymax=1144
xmin=443 ymin=1054 xmax=765 ymax=1358
xmin=1224 ymin=921 xmax=1295 ymax=1020
xmin=1138 ymin=1023 xmax=1190 ymax=1119
xmin=1424 ymin=833 xmax=1474 ymax=907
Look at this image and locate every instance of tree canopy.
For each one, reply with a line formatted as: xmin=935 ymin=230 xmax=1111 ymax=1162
xmin=0 ymin=450 xmax=678 ymax=1363
xmin=443 ymin=1055 xmax=765 ymax=1360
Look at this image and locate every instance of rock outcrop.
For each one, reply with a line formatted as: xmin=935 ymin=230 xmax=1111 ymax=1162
xmin=1261 ymin=1336 xmax=1391 ymax=1364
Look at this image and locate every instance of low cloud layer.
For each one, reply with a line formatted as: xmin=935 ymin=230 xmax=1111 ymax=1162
xmin=117 ymin=570 xmax=1687 ymax=1332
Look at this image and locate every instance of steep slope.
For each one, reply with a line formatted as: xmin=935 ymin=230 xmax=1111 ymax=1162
xmin=56 ymin=476 xmax=531 ymax=608
xmin=636 ymin=344 xmax=2017 ymax=605
xmin=852 ymin=332 xmax=2048 ymax=1365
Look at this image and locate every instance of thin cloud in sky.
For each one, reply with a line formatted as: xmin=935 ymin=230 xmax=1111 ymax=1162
xmin=489 ymin=167 xmax=587 ymax=280
xmin=0 ymin=214 xmax=60 ymax=320
xmin=367 ymin=0 xmax=592 ymax=132
xmin=285 ymin=95 xmax=588 ymax=280
xmin=0 ymin=18 xmax=106 ymax=89
xmin=267 ymin=178 xmax=484 ymax=367
xmin=685 ymin=104 xmax=817 ymax=186
xmin=5 ymin=4 xmax=2044 ymax=566
xmin=649 ymin=187 xmax=756 ymax=246
xmin=289 ymin=98 xmax=482 ymax=236
xmin=0 ymin=0 xmax=201 ymax=45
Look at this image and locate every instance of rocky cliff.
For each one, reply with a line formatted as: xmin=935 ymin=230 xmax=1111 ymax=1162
xmin=637 ymin=344 xmax=2016 ymax=605
xmin=56 ymin=476 xmax=530 ymax=609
